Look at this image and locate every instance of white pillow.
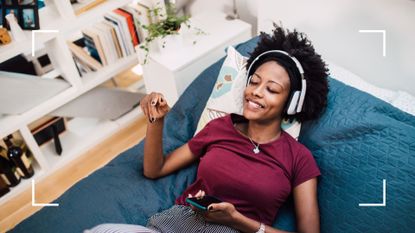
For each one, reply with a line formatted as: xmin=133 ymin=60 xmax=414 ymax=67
xmin=195 ymin=46 xmax=302 ymax=140
xmin=327 ymin=61 xmax=415 ymax=116
xmin=390 ymin=91 xmax=415 ymax=116
xmin=327 ymin=61 xmax=398 ymax=103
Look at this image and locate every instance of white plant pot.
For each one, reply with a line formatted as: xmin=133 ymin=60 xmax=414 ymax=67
xmin=157 ymin=34 xmax=183 ymax=54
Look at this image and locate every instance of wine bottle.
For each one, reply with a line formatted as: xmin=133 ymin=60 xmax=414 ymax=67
xmin=0 ymin=174 xmax=10 ymax=197
xmin=0 ymin=154 xmax=21 ymax=187
xmin=3 ymin=135 xmax=34 ymax=179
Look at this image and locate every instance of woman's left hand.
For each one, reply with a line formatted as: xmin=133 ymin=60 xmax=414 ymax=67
xmin=203 ymin=202 xmax=239 ymax=226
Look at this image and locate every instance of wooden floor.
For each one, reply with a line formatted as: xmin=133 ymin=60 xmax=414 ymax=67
xmin=0 ymin=115 xmax=148 ymax=232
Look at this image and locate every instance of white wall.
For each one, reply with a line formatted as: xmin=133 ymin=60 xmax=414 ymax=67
xmin=258 ymin=0 xmax=415 ymax=95
xmin=188 ymin=0 xmax=258 ymax=35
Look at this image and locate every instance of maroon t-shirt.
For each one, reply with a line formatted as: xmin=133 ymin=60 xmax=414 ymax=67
xmin=175 ymin=114 xmax=321 ymax=225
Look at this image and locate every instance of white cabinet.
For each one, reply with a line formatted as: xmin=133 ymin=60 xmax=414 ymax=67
xmin=141 ymin=11 xmax=252 ymax=106
xmin=0 ymin=0 xmax=142 ymax=205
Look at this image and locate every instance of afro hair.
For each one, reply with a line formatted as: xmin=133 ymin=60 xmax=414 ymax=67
xmin=247 ymin=23 xmax=329 ymax=123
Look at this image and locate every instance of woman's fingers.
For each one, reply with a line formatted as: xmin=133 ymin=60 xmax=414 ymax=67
xmin=149 ymin=93 xmax=160 ymax=122
xmin=141 ymin=92 xmax=170 ymax=123
xmin=194 ymin=190 xmax=206 ymax=199
xmin=141 ymin=96 xmax=150 ymax=120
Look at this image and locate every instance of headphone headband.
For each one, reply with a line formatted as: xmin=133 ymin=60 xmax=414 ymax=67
xmin=246 ymin=50 xmax=307 ymax=115
xmin=246 ymin=50 xmax=304 ymax=79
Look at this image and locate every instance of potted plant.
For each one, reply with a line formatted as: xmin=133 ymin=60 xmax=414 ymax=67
xmin=138 ymin=2 xmax=205 ymax=64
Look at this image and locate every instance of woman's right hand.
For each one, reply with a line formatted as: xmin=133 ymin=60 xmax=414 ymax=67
xmin=140 ymin=92 xmax=170 ymax=123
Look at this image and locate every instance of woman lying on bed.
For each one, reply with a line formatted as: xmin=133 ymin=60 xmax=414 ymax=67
xmin=86 ymin=25 xmax=329 ymax=233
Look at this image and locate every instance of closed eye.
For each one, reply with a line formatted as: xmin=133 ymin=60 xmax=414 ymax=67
xmin=267 ymin=88 xmax=278 ymax=94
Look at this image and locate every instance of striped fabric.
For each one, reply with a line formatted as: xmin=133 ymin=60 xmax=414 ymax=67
xmin=84 ymin=205 xmax=241 ymax=233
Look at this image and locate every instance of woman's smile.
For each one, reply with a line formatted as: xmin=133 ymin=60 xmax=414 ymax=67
xmin=245 ymin=98 xmax=265 ymax=111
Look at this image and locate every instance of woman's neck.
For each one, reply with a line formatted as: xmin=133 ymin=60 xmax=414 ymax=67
xmin=238 ymin=118 xmax=282 ymax=144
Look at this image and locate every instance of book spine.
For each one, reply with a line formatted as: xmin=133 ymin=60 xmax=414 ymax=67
xmin=82 ymin=33 xmax=102 ymax=64
xmin=113 ymin=9 xmax=139 ymax=46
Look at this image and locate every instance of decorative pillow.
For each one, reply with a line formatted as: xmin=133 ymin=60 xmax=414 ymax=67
xmin=390 ymin=91 xmax=415 ymax=116
xmin=327 ymin=61 xmax=398 ymax=103
xmin=195 ymin=46 xmax=302 ymax=140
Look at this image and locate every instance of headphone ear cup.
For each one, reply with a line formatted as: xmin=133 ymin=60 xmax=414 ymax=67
xmin=286 ymin=91 xmax=300 ymax=115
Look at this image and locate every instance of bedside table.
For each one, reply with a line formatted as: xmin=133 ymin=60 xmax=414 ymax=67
xmin=141 ymin=11 xmax=252 ymax=106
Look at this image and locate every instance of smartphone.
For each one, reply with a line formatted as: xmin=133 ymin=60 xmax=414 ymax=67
xmin=185 ymin=195 xmax=222 ymax=211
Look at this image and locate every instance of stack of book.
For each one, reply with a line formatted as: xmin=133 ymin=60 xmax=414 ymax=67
xmin=68 ymin=2 xmax=154 ymax=76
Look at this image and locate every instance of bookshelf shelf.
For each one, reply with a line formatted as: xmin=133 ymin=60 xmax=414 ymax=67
xmin=81 ymin=55 xmax=138 ymax=89
xmin=39 ymin=117 xmax=119 ymax=172
xmin=0 ymin=86 xmax=78 ymax=139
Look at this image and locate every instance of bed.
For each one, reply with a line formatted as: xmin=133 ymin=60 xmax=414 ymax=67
xmin=9 ymin=37 xmax=415 ymax=233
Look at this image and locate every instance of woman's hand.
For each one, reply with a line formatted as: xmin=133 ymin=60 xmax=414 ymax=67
xmin=204 ymin=202 xmax=238 ymax=226
xmin=187 ymin=190 xmax=239 ymax=227
xmin=140 ymin=92 xmax=170 ymax=123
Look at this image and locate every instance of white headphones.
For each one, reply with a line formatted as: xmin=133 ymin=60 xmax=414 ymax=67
xmin=246 ymin=50 xmax=307 ymax=115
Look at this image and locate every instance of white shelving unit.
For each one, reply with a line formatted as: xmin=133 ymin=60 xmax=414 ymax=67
xmin=0 ymin=0 xmax=143 ymax=205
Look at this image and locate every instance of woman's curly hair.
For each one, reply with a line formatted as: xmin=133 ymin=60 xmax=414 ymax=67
xmin=247 ymin=24 xmax=329 ymax=123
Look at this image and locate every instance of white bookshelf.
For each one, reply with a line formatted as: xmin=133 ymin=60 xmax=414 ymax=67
xmin=0 ymin=0 xmax=144 ymax=205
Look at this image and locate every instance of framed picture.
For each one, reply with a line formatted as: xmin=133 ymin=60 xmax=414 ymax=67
xmin=21 ymin=7 xmax=38 ymax=29
xmin=1 ymin=0 xmax=39 ymax=30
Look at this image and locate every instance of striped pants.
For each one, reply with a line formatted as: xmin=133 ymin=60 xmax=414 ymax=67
xmin=84 ymin=205 xmax=240 ymax=233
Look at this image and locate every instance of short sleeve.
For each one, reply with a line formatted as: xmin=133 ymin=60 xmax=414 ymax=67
xmin=292 ymin=147 xmax=321 ymax=188
xmin=188 ymin=121 xmax=213 ymax=157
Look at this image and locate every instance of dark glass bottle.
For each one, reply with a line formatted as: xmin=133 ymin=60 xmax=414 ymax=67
xmin=4 ymin=135 xmax=34 ymax=179
xmin=0 ymin=174 xmax=10 ymax=197
xmin=0 ymin=154 xmax=21 ymax=187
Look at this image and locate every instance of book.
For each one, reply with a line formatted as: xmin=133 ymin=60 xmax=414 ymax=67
xmin=126 ymin=1 xmax=153 ymax=40
xmin=67 ymin=41 xmax=103 ymax=71
xmin=102 ymin=21 xmax=123 ymax=59
xmin=94 ymin=22 xmax=119 ymax=63
xmin=120 ymin=6 xmax=144 ymax=44
xmin=113 ymin=9 xmax=139 ymax=46
xmin=103 ymin=17 xmax=127 ymax=57
xmin=87 ymin=26 xmax=115 ymax=64
xmin=82 ymin=27 xmax=107 ymax=65
xmin=104 ymin=12 xmax=134 ymax=56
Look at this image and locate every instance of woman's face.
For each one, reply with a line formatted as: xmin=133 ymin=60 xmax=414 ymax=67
xmin=243 ymin=61 xmax=291 ymax=123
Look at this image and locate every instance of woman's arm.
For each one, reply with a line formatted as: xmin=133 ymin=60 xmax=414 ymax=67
xmin=141 ymin=92 xmax=199 ymax=179
xmin=204 ymin=178 xmax=319 ymax=233
xmin=292 ymin=177 xmax=320 ymax=233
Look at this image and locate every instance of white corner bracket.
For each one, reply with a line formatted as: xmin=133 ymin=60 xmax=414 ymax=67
xmin=359 ymin=179 xmax=387 ymax=207
xmin=32 ymin=179 xmax=59 ymax=207
xmin=31 ymin=30 xmax=60 ymax=57
xmin=358 ymin=30 xmax=386 ymax=57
